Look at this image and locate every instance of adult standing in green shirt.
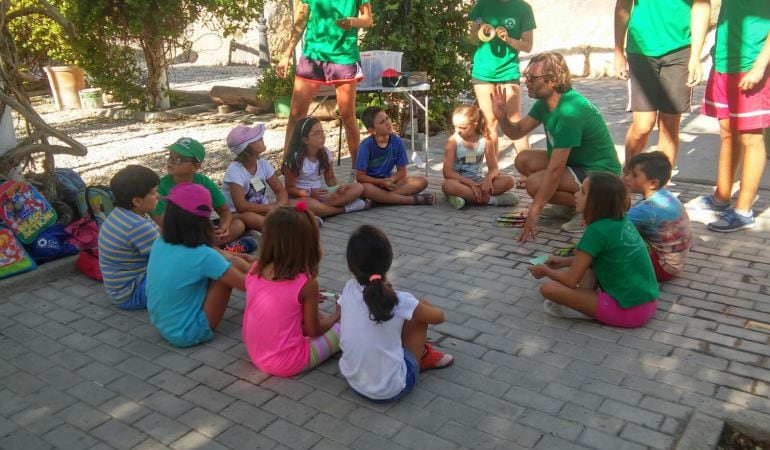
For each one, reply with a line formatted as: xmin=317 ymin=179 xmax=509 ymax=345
xmin=469 ymin=0 xmax=536 ymax=155
xmin=693 ymin=0 xmax=770 ymax=233
xmin=614 ymin=0 xmax=711 ymax=167
xmin=276 ymin=0 xmax=373 ymax=169
xmin=491 ymin=52 xmax=622 ymax=241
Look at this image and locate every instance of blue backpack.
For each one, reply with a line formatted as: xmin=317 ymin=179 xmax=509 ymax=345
xmin=24 ymin=223 xmax=79 ymax=263
xmin=55 ymin=168 xmax=87 ymax=219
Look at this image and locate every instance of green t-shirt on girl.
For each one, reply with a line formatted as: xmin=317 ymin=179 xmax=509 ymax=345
xmin=577 ymin=217 xmax=659 ymax=308
xmin=301 ymin=0 xmax=370 ymax=64
xmin=626 ymin=0 xmax=693 ymax=57
xmin=470 ymin=0 xmax=536 ymax=82
xmin=528 ymin=89 xmax=621 ymax=174
xmin=711 ymin=0 xmax=770 ymax=73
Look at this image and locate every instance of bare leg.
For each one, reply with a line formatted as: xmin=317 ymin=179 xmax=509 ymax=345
xmin=525 ymin=169 xmax=581 ymax=207
xmin=624 ymin=111 xmax=657 ymax=163
xmin=215 ymin=218 xmax=246 ymax=246
xmin=401 ymin=300 xmax=430 ymax=360
xmin=735 ymin=130 xmax=766 ymax=211
xmin=714 ymin=119 xmax=743 ymax=203
xmin=491 ymin=175 xmax=516 ymax=195
xmin=506 ymin=84 xmax=529 ymax=153
xmin=362 ymin=183 xmax=415 ymax=205
xmin=393 ymin=176 xmax=428 ymax=195
xmin=514 ymin=149 xmax=549 ymax=177
xmin=324 ymin=183 xmax=365 ymax=207
xmin=304 ymin=197 xmax=345 ymax=217
xmin=335 ymin=81 xmax=360 ymax=166
xmin=237 ymin=212 xmax=265 ymax=232
xmin=442 ymin=175 xmax=515 ymax=204
xmin=657 ymin=112 xmax=682 ymax=167
xmin=203 ymin=280 xmax=233 ymax=331
xmin=283 ymin=78 xmax=321 ymax=155
xmin=539 ymin=280 xmax=599 ymax=317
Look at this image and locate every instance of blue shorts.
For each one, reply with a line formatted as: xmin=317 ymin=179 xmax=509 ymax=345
xmin=116 ymin=276 xmax=148 ymax=310
xmin=354 ymin=349 xmax=419 ymax=403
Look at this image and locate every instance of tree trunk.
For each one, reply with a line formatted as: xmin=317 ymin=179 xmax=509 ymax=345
xmin=142 ymin=35 xmax=171 ymax=110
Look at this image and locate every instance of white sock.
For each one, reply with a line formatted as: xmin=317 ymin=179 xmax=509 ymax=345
xmin=734 ymin=209 xmax=752 ymax=217
xmin=488 ymin=195 xmax=497 ymax=205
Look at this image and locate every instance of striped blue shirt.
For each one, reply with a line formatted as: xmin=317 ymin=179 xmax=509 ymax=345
xmin=98 ymin=207 xmax=159 ymax=302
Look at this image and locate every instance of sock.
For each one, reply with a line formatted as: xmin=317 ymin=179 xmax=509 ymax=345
xmin=487 ymin=195 xmax=497 ymax=205
xmin=734 ymin=209 xmax=752 ymax=217
xmin=711 ymin=195 xmax=730 ymax=205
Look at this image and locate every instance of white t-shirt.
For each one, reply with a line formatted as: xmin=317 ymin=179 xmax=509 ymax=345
xmin=337 ymin=278 xmax=419 ymax=400
xmin=295 ymin=148 xmax=334 ymax=191
xmin=222 ymin=159 xmax=276 ymax=212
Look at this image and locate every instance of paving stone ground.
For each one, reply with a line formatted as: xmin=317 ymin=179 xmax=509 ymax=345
xmin=2 ymin=72 xmax=770 ymax=449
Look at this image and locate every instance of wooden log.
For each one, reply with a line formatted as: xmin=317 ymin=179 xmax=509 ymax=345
xmin=210 ymin=85 xmax=269 ymax=109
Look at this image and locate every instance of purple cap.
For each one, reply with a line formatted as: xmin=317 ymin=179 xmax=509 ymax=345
xmin=164 ymin=182 xmax=212 ymax=217
xmin=226 ymin=124 xmax=266 ymax=155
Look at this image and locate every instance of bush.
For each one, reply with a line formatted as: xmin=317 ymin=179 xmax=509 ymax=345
xmin=255 ymin=66 xmax=295 ymax=101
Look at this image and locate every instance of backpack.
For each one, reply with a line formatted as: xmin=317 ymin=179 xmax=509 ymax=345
xmin=0 ymin=227 xmax=36 ymax=279
xmin=76 ymin=185 xmax=114 ymax=226
xmin=23 ymin=223 xmax=79 ymax=263
xmin=55 ymin=168 xmax=87 ymax=216
xmin=0 ymin=180 xmax=58 ymax=244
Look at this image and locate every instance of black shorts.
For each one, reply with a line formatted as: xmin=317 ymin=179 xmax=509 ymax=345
xmin=627 ymin=47 xmax=692 ymax=114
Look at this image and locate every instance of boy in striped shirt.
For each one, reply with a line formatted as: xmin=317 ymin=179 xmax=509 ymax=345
xmin=98 ymin=165 xmax=160 ymax=309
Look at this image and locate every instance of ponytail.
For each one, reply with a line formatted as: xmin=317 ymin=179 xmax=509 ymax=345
xmin=361 ymin=275 xmax=398 ymax=323
xmin=346 ymin=225 xmax=399 ymax=323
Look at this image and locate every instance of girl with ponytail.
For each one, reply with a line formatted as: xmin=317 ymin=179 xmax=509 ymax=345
xmin=338 ymin=225 xmax=453 ymax=402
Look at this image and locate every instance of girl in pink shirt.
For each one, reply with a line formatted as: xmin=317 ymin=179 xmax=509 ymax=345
xmin=242 ymin=202 xmax=340 ymax=376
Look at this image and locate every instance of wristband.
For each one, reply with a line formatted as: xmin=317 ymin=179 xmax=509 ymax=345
xmin=478 ymin=26 xmax=495 ymax=42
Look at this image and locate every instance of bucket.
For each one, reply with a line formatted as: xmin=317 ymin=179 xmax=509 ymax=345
xmin=78 ymin=88 xmax=104 ymax=109
xmin=44 ymin=65 xmax=85 ymax=110
xmin=359 ymin=51 xmax=403 ymax=88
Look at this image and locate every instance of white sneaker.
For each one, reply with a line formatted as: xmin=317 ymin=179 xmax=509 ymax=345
xmin=411 ymin=151 xmax=426 ymax=168
xmin=543 ymin=300 xmax=591 ymax=319
xmin=561 ymin=213 xmax=584 ymax=233
xmin=495 ymin=192 xmax=520 ymax=207
xmin=344 ymin=198 xmax=367 ymax=213
xmin=539 ymin=204 xmax=576 ymax=219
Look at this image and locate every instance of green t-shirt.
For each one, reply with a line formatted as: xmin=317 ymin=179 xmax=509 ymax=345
xmin=527 ymin=89 xmax=621 ymax=174
xmin=153 ymin=173 xmax=226 ymax=216
xmin=577 ymin=217 xmax=659 ymax=308
xmin=711 ymin=0 xmax=770 ymax=73
xmin=301 ymin=0 xmax=370 ymax=64
xmin=626 ymin=0 xmax=693 ymax=57
xmin=470 ymin=0 xmax=536 ymax=82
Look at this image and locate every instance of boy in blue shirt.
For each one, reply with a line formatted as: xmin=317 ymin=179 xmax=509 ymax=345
xmin=98 ymin=165 xmax=160 ymax=310
xmin=355 ymin=107 xmax=434 ymax=206
xmin=623 ymin=151 xmax=692 ymax=281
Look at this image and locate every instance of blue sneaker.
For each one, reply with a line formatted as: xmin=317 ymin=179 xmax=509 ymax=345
xmin=223 ymin=236 xmax=258 ymax=253
xmin=689 ymin=195 xmax=731 ymax=214
xmin=707 ymin=210 xmax=755 ymax=233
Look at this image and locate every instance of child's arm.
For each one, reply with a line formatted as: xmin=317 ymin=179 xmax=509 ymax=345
xmin=323 ymin=164 xmax=338 ymax=188
xmin=229 ymin=183 xmax=274 ymax=214
xmin=356 ymin=171 xmax=397 ymax=190
xmin=214 ymin=205 xmax=234 ymax=239
xmin=267 ymin=174 xmax=289 ymax=206
xmin=529 ymin=250 xmax=593 ymax=289
xmin=300 ymin=278 xmax=340 ymax=337
xmin=217 ymin=263 xmax=247 ymax=291
xmin=283 ymin=167 xmax=311 ymax=198
xmin=392 ymin=166 xmax=407 ymax=183
xmin=336 ymin=2 xmax=373 ymax=30
xmin=411 ymin=299 xmax=445 ymax=325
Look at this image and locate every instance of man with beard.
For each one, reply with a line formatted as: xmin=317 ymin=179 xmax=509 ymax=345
xmin=491 ymin=52 xmax=622 ymax=241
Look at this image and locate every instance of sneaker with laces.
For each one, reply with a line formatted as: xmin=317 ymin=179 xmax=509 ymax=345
xmin=222 ymin=236 xmax=258 ymax=254
xmin=543 ymin=300 xmax=591 ymax=320
xmin=419 ymin=343 xmax=454 ymax=371
xmin=561 ymin=213 xmax=584 ymax=233
xmin=344 ymin=198 xmax=367 ymax=213
xmin=707 ymin=209 xmax=755 ymax=232
xmin=495 ymin=192 xmax=520 ymax=207
xmin=448 ymin=195 xmax=465 ymax=210
xmin=539 ymin=204 xmax=576 ymax=219
xmin=688 ymin=195 xmax=730 ymax=214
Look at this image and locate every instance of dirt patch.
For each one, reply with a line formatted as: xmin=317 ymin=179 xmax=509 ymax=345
xmin=718 ymin=424 xmax=770 ymax=450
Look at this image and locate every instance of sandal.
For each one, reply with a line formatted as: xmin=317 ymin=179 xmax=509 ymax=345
xmin=412 ymin=193 xmax=435 ymax=206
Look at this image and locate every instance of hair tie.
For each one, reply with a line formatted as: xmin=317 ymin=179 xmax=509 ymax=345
xmin=368 ymin=274 xmax=382 ymax=282
xmin=295 ymin=201 xmax=307 ymax=213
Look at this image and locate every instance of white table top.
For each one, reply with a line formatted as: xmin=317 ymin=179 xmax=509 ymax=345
xmin=356 ymin=83 xmax=430 ymax=93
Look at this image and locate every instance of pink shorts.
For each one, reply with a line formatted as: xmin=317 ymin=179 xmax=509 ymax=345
xmin=594 ymin=291 xmax=657 ymax=328
xmin=702 ymin=69 xmax=770 ymax=131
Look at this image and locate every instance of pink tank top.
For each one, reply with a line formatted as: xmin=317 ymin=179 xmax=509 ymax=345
xmin=243 ymin=267 xmax=310 ymax=376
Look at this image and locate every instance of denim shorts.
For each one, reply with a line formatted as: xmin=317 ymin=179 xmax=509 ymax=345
xmin=116 ymin=276 xmax=148 ymax=310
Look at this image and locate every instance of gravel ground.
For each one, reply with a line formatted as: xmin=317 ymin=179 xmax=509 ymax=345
xmin=25 ymin=63 xmax=348 ymax=185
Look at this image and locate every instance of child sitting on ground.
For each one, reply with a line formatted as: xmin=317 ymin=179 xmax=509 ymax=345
xmin=283 ymin=117 xmax=367 ymax=218
xmin=223 ymin=124 xmax=289 ymax=232
xmin=528 ymin=172 xmax=659 ymax=328
xmin=242 ymin=202 xmax=341 ymax=376
xmin=442 ymin=104 xmax=519 ymax=210
xmin=338 ymin=225 xmax=453 ymax=403
xmin=153 ymin=137 xmax=256 ymax=253
xmin=147 ymin=183 xmax=250 ymax=347
xmin=623 ymin=151 xmax=692 ymax=281
xmin=98 ymin=165 xmax=160 ymax=310
xmin=355 ymin=106 xmax=434 ymax=206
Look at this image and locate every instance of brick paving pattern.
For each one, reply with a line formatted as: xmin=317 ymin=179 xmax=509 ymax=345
xmin=2 ymin=76 xmax=770 ymax=449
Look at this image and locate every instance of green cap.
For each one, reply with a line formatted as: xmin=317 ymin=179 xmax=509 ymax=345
xmin=167 ymin=137 xmax=205 ymax=162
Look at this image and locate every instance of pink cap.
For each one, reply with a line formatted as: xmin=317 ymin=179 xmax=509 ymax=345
xmin=226 ymin=124 xmax=266 ymax=155
xmin=164 ymin=182 xmax=212 ymax=217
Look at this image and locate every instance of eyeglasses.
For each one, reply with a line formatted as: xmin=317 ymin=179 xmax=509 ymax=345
xmin=167 ymin=155 xmax=197 ymax=165
xmin=523 ymin=74 xmax=547 ymax=83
